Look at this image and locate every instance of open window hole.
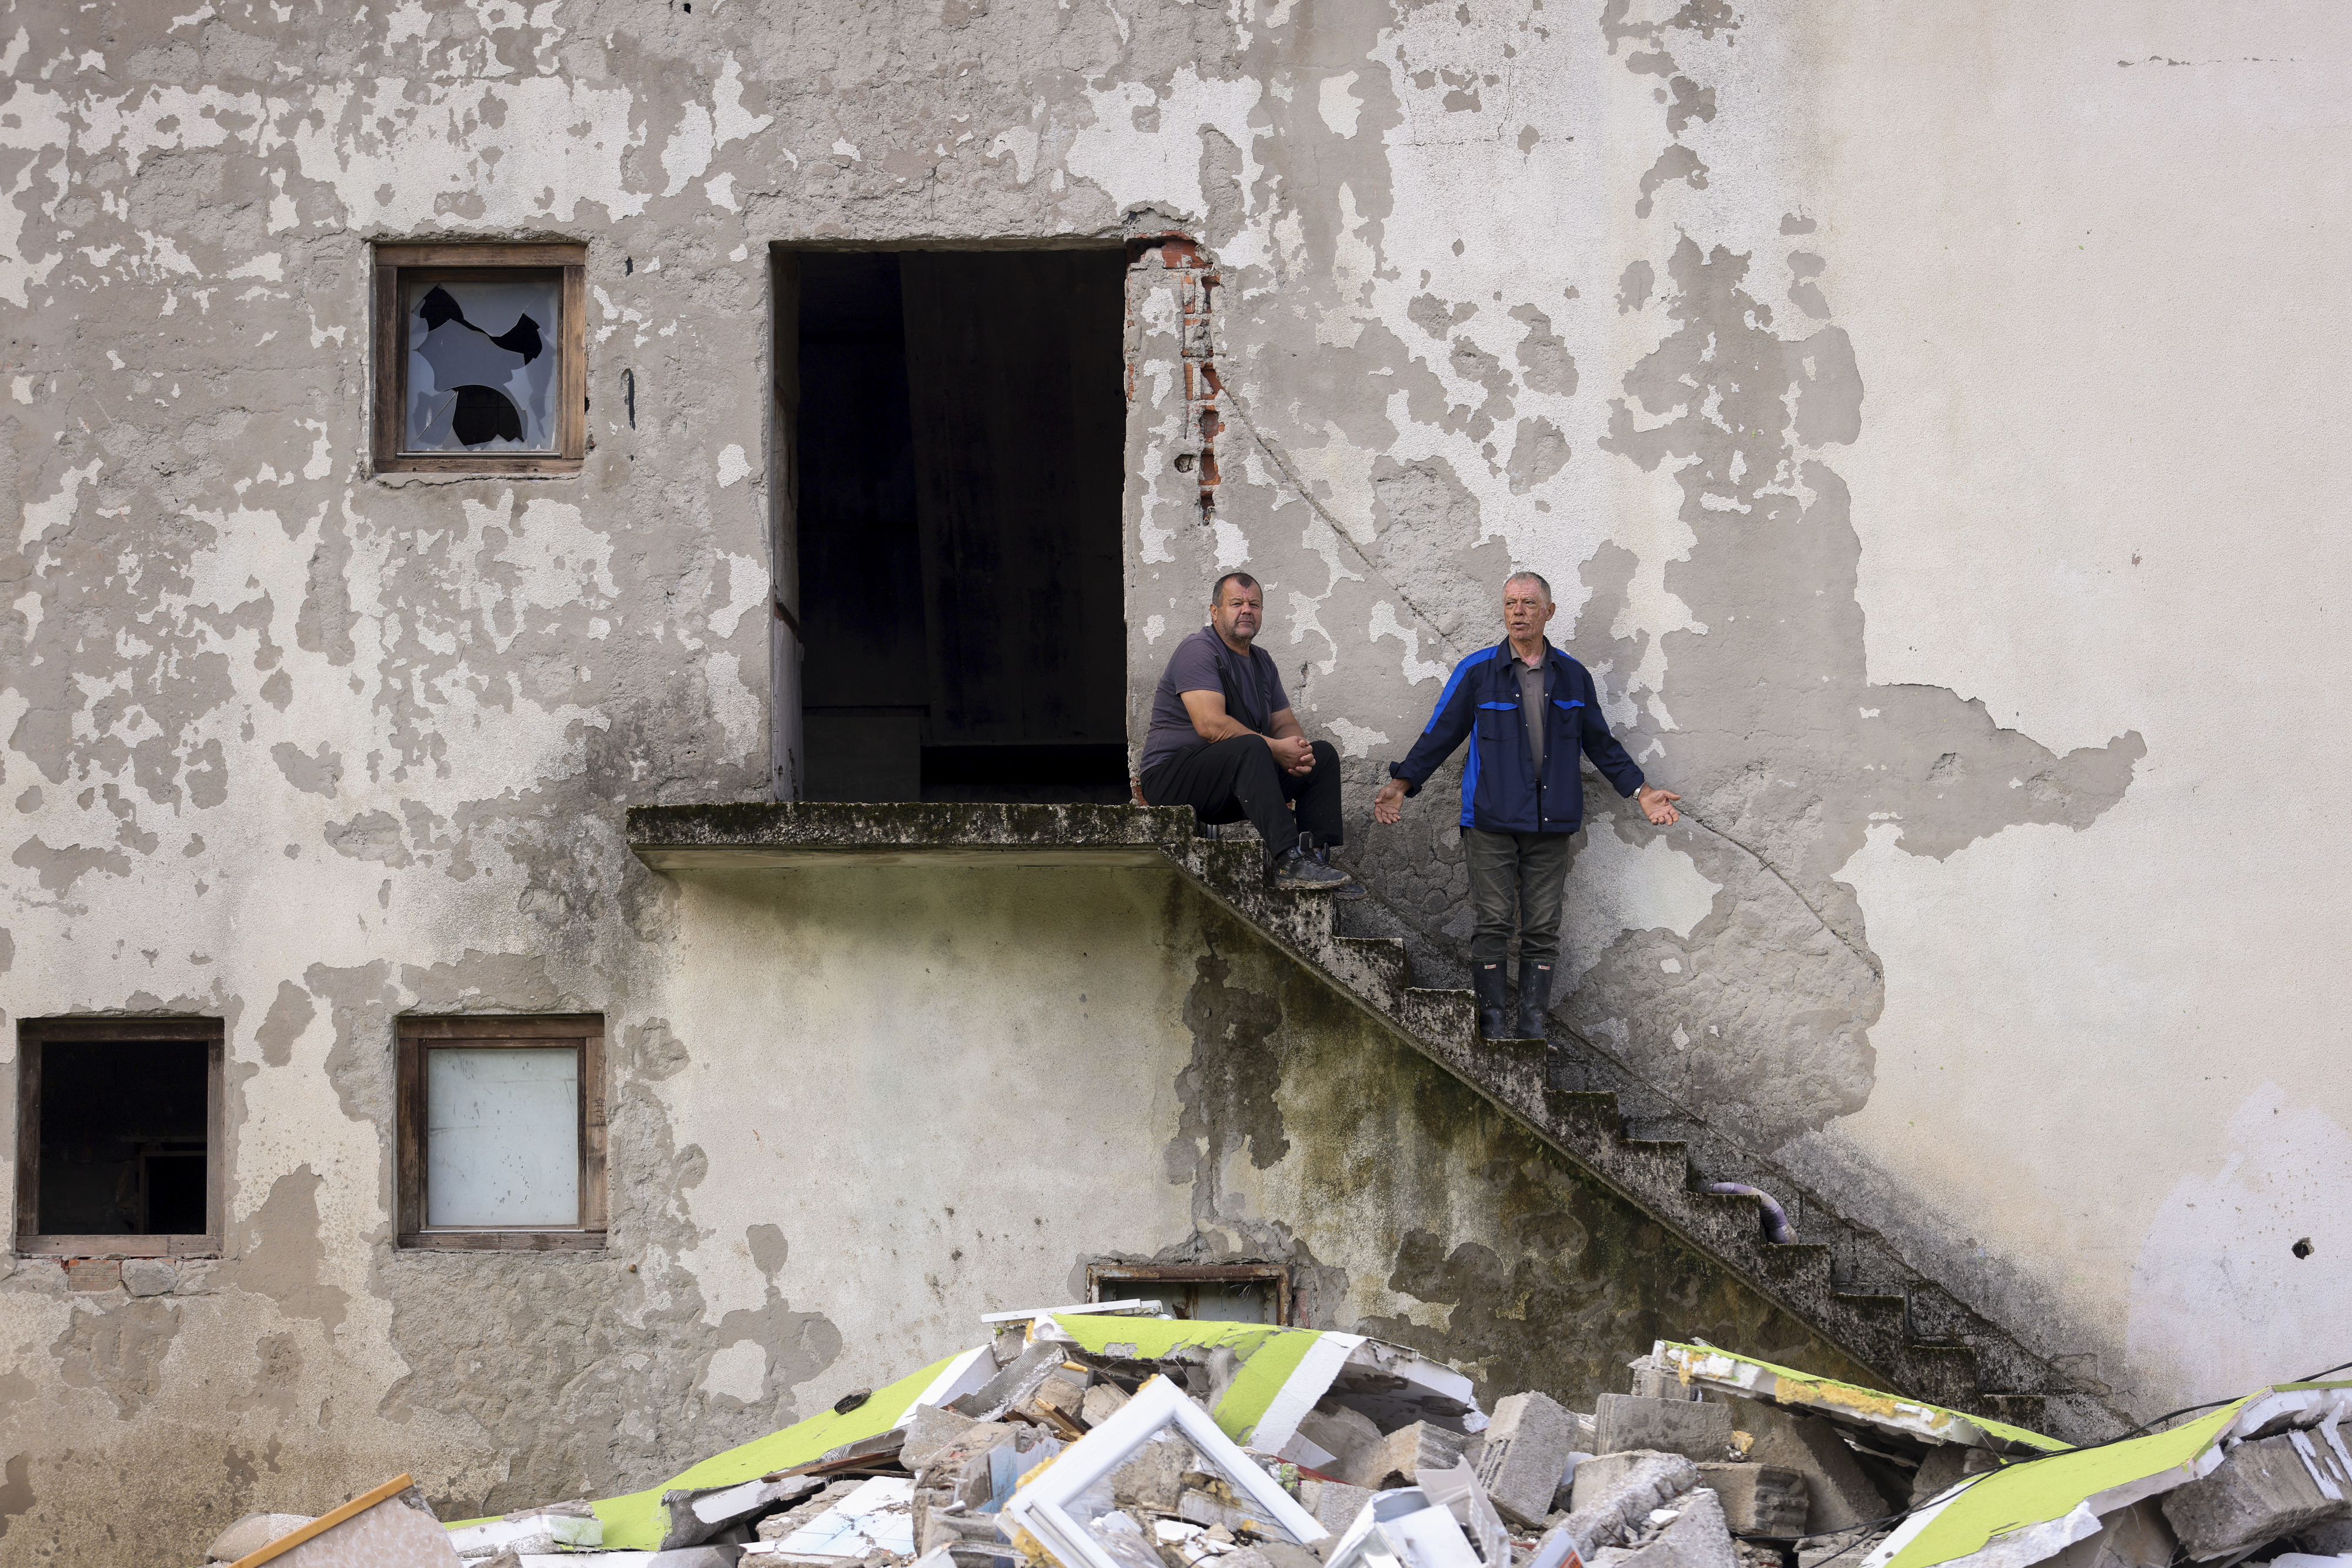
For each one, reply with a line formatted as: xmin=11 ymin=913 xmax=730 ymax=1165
xmin=36 ymin=1034 xmax=212 ymax=1238
xmin=2293 ymin=1237 xmax=2314 ymax=1259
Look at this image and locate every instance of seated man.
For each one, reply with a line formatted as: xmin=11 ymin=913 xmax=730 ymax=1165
xmin=1138 ymin=573 xmax=1355 ymax=892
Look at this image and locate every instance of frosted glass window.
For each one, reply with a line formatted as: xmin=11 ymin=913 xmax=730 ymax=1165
xmin=426 ymin=1047 xmax=579 ymax=1227
xmin=403 ymin=275 xmax=561 ymax=452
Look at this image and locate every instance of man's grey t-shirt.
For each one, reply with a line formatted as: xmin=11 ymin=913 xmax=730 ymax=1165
xmin=1140 ymin=626 xmax=1292 ymax=779
xmin=1516 ymin=654 xmax=1546 ymax=773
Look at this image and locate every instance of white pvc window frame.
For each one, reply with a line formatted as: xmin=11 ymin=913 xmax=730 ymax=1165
xmin=1004 ymin=1375 xmax=1329 ymax=1568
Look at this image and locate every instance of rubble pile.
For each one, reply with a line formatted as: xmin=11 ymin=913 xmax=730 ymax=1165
xmin=197 ymin=1320 xmax=2352 ymax=1568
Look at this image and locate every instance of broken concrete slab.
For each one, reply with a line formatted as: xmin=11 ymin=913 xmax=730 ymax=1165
xmin=1110 ymin=1429 xmax=1202 ymax=1511
xmin=1906 ymin=1443 xmax=2002 ymax=1507
xmin=1081 ymin=1383 xmax=1131 ymax=1429
xmin=1296 ymin=1478 xmax=1375 ymax=1538
xmin=1591 ymin=1487 xmax=1739 ymax=1568
xmin=2041 ymin=1498 xmax=2180 ymax=1568
xmin=2161 ymin=1432 xmax=2352 ymax=1559
xmin=664 ymin=1476 xmax=825 ymax=1551
xmin=1595 ymin=1396 xmax=1737 ymax=1463
xmin=1338 ymin=1422 xmax=1474 ymax=1491
xmin=1695 ymin=1465 xmax=1807 ymax=1537
xmin=920 ymin=1505 xmax=1010 ymax=1557
xmin=1476 ymin=1391 xmax=1579 ymax=1529
xmin=1653 ymin=1343 xmax=2066 ymax=1460
xmin=1732 ymin=1404 xmax=1893 ymax=1533
xmin=1020 ymin=1370 xmax=1091 ymax=1430
xmin=1563 ymin=1451 xmax=1702 ymax=1556
xmin=207 ymin=1511 xmax=315 ymax=1561
xmin=754 ymin=1482 xmax=868 ymax=1542
xmin=952 ymin=1340 xmax=1070 ymax=1421
xmin=259 ymin=1476 xmax=462 ymax=1568
xmin=904 ymin=1405 xmax=988 ymax=1470
xmin=1294 ymin=1400 xmax=1381 ymax=1469
xmin=650 ymin=1549 xmax=749 ymax=1567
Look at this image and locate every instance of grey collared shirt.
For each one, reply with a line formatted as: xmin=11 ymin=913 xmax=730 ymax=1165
xmin=1516 ymin=653 xmax=1546 ymax=773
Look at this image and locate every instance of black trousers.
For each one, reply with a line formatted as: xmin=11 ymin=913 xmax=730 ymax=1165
xmin=1464 ymin=827 xmax=1572 ymax=967
xmin=1143 ymin=736 xmax=1344 ymax=860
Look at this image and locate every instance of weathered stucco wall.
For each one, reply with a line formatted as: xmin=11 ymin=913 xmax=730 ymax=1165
xmin=0 ymin=856 xmax=1879 ymax=1560
xmin=3 ymin=0 xmax=2347 ymax=1557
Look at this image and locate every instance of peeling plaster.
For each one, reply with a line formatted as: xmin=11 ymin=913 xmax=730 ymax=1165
xmin=1 ymin=0 xmax=2329 ymax=1556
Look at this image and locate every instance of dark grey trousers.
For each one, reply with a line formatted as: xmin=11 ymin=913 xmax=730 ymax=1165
xmin=1464 ymin=828 xmax=1571 ymax=967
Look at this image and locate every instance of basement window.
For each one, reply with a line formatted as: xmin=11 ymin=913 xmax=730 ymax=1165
xmin=15 ymin=1018 xmax=222 ymax=1257
xmin=396 ymin=1016 xmax=606 ymax=1251
xmin=772 ymin=247 xmax=1131 ymax=804
xmin=372 ymin=242 xmax=587 ymax=475
xmin=1088 ymin=1262 xmax=1292 ymax=1325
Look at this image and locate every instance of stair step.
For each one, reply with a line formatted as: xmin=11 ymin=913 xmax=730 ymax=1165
xmin=1398 ymin=987 xmax=1476 ymax=1044
xmin=1144 ymin=828 xmax=2109 ymax=1437
xmin=1889 ymin=1343 xmax=1984 ymax=1410
xmin=1979 ymin=1392 xmax=2049 ymax=1431
xmin=1332 ymin=935 xmax=1410 ymax=997
xmin=1543 ymin=1088 xmax=1623 ymax=1142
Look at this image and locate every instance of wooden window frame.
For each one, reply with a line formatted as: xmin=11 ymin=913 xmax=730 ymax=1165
xmin=371 ymin=242 xmax=588 ymax=476
xmin=396 ymin=1015 xmax=606 ymax=1252
xmin=1087 ymin=1262 xmax=1293 ymax=1326
xmin=15 ymin=1017 xmax=225 ymax=1259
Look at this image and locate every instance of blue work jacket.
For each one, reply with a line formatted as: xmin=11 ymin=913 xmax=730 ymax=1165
xmin=1390 ymin=639 xmax=1646 ymax=834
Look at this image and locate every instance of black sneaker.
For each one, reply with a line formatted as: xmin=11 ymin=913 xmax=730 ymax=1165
xmin=1309 ymin=840 xmax=1368 ymax=901
xmin=1269 ymin=845 xmax=1352 ymax=891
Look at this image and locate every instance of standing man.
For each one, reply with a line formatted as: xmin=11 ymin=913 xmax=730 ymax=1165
xmin=1371 ymin=572 xmax=1681 ymax=1038
xmin=1140 ymin=573 xmax=1355 ymax=892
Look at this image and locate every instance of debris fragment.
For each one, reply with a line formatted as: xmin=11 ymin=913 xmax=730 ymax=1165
xmin=206 ymin=1513 xmax=314 ymax=1562
xmin=1475 ymin=1390 xmax=1579 ymax=1528
xmin=222 ymin=1473 xmax=457 ymax=1567
xmin=188 ymin=1310 xmax=2352 ymax=1568
xmin=1593 ymin=1396 xmax=1736 ymax=1462
xmin=2161 ymin=1430 xmax=2352 ymax=1559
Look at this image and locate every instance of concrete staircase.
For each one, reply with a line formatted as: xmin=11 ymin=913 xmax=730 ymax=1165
xmin=626 ymin=801 xmax=2129 ymax=1446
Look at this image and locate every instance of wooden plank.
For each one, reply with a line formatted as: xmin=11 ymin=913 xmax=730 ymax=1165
xmin=14 ymin=1029 xmax=41 ymax=1249
xmin=397 ymin=1015 xmax=600 ymax=1042
xmin=560 ymin=261 xmax=587 ymax=461
xmin=371 ymin=251 xmax=400 ymax=474
xmin=229 ymin=1472 xmax=416 ymax=1568
xmin=579 ymin=1025 xmax=607 ymax=1233
xmin=377 ymin=242 xmax=585 ymax=268
xmin=395 ymin=1230 xmax=607 ymax=1252
xmin=395 ymin=1024 xmax=424 ymax=1242
xmin=630 ymin=845 xmax=1171 ymax=871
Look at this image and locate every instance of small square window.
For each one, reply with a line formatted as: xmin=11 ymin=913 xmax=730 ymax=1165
xmin=1087 ymin=1262 xmax=1292 ymax=1324
xmin=15 ymin=1018 xmax=223 ymax=1257
xmin=372 ymin=243 xmax=587 ymax=475
xmin=396 ymin=1016 xmax=605 ymax=1250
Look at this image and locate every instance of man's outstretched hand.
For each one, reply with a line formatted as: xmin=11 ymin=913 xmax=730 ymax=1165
xmin=1372 ymin=777 xmax=1409 ymax=825
xmin=1635 ymin=784 xmax=1681 ymax=825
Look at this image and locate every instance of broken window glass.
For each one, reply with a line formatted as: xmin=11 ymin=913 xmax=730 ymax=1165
xmin=402 ymin=275 xmax=562 ymax=453
xmin=426 ymin=1045 xmax=580 ymax=1227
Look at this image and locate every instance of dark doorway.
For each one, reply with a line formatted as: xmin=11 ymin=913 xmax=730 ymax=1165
xmin=778 ymin=248 xmax=1130 ymax=803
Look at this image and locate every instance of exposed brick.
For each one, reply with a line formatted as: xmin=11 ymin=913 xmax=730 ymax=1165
xmin=65 ymin=1258 xmax=122 ymax=1292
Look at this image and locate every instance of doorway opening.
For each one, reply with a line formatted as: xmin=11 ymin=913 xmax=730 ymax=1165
xmin=772 ymin=248 xmax=1130 ymax=804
